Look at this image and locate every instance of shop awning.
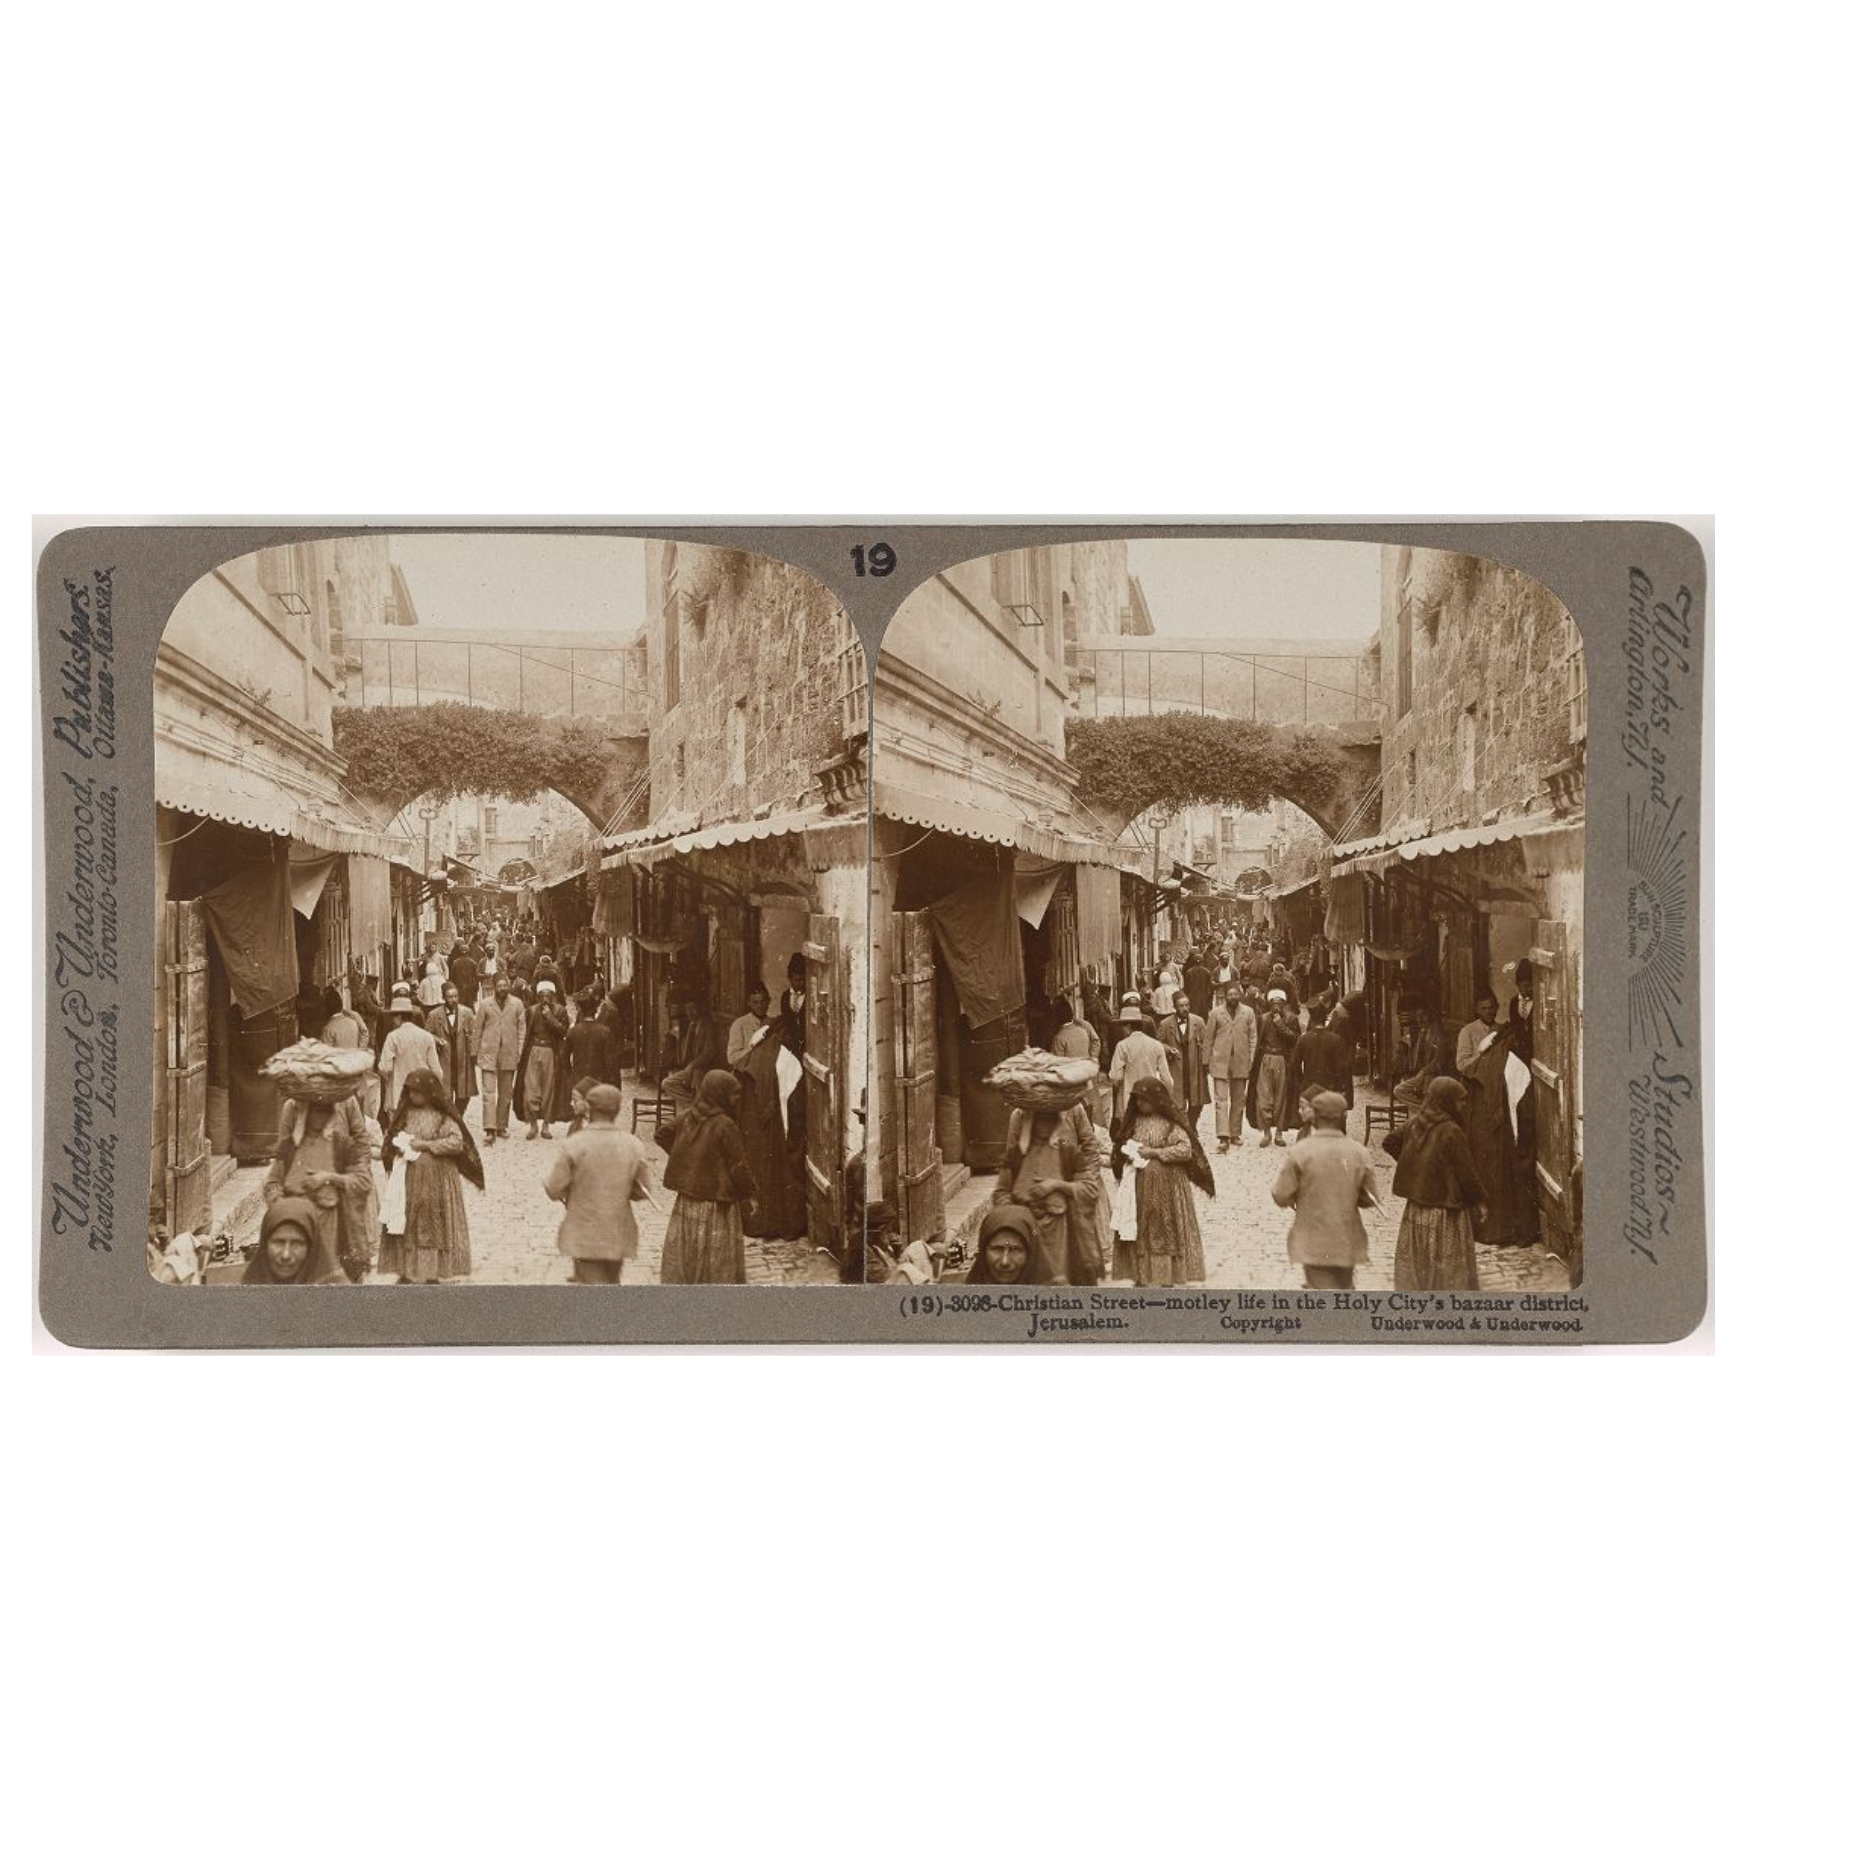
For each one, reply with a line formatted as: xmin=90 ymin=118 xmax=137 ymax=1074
xmin=599 ymin=804 xmax=846 ymax=869
xmin=872 ymin=781 xmax=1129 ymax=869
xmin=1331 ymin=810 xmax=1579 ymax=877
xmin=156 ymin=758 xmax=414 ymax=862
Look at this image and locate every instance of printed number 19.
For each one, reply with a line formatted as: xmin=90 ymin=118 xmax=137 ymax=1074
xmin=850 ymin=543 xmax=896 ymax=578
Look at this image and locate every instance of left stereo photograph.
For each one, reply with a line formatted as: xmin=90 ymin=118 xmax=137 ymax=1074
xmin=150 ymin=535 xmax=871 ymax=1290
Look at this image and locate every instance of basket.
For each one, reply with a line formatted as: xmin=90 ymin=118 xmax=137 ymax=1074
xmin=984 ymin=1049 xmax=1097 ymax=1113
xmin=262 ymin=1044 xmax=376 ymax=1106
xmin=270 ymin=1069 xmax=372 ymax=1106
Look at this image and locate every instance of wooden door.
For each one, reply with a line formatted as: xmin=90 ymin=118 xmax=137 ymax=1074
xmin=1529 ymin=918 xmax=1579 ymax=1270
xmin=165 ymin=900 xmax=212 ymax=1235
xmin=893 ymin=911 xmax=945 ymax=1244
xmin=802 ymin=914 xmax=845 ymax=1256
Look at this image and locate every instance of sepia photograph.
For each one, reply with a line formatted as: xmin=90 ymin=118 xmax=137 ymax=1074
xmin=867 ymin=539 xmax=1587 ymax=1296
xmin=148 ymin=535 xmax=868 ymax=1288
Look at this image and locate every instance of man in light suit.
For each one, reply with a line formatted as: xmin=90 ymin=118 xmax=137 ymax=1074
xmin=1155 ymin=989 xmax=1211 ymax=1132
xmin=1206 ymin=982 xmax=1259 ymax=1152
xmin=469 ymin=972 xmax=528 ymax=1142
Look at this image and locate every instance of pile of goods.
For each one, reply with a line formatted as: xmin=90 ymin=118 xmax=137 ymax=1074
xmin=261 ymin=1038 xmax=375 ymax=1105
xmin=983 ymin=1047 xmax=1098 ymax=1113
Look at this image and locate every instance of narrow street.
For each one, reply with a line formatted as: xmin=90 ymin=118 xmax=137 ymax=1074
xmin=943 ymin=1083 xmax=1571 ymax=1294
xmin=440 ymin=1073 xmax=840 ymax=1285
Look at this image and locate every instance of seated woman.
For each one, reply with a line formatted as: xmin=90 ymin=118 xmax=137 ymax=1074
xmin=242 ymin=1196 xmax=351 ymax=1285
xmin=966 ymin=1204 xmax=1041 ymax=1285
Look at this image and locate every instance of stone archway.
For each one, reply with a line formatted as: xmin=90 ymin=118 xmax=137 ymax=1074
xmin=1064 ymin=710 xmax=1377 ymax=839
xmin=334 ymin=701 xmax=648 ymax=832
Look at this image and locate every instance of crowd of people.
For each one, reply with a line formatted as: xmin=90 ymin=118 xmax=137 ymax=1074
xmin=958 ymin=924 xmax=1528 ymax=1296
xmin=244 ymin=914 xmax=818 ymax=1288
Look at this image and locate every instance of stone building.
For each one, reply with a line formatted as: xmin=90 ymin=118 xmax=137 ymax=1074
xmin=600 ymin=544 xmax=867 ymax=1267
xmin=1330 ymin=545 xmax=1587 ymax=1272
xmin=153 ymin=539 xmax=416 ymax=1240
xmin=871 ymin=542 xmax=1141 ymax=1246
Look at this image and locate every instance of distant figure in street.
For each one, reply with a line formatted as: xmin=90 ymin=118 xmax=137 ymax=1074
xmin=1271 ymin=1089 xmax=1379 ymax=1290
xmin=427 ymin=980 xmax=477 ymax=1111
xmin=449 ymin=941 xmax=480 ymax=1008
xmin=1049 ymin=994 xmax=1097 ymax=1061
xmin=663 ymin=998 xmax=719 ymax=1099
xmin=1506 ymin=960 xmax=1536 ymax=1059
xmin=656 ymin=1069 xmax=759 ymax=1284
xmin=545 ymin=1083 xmax=655 ymax=1284
xmin=379 ymin=1067 xmax=481 ymax=1285
xmin=1108 ymin=998 xmax=1171 ymax=1121
xmin=1290 ymin=1004 xmax=1356 ymax=1124
xmin=470 ymin=973 xmax=527 ymax=1142
xmin=1182 ymin=949 xmax=1214 ymax=1020
xmin=1149 ymin=962 xmax=1180 ymax=1017
xmin=1155 ymin=990 xmax=1211 ymax=1131
xmin=378 ymin=993 xmax=444 ymax=1115
xmin=517 ymin=979 xmax=569 ymax=1140
xmin=1207 ymin=982 xmax=1258 ymax=1152
xmin=1248 ymin=989 xmax=1302 ymax=1148
xmin=779 ymin=953 xmax=809 ymax=1053
xmin=1389 ymin=1076 xmax=1489 ymax=1291
xmin=564 ymin=987 xmax=619 ymax=1092
xmin=726 ymin=985 xmax=773 ymax=1073
xmin=418 ymin=947 xmax=448 ymax=1009
xmin=1109 ymin=1077 xmax=1212 ymax=1288
xmin=1457 ymin=993 xmax=1502 ymax=1079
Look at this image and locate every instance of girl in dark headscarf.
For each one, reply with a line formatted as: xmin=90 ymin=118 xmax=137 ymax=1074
xmin=243 ymin=1196 xmax=350 ymax=1285
xmin=967 ymin=1203 xmax=1041 ymax=1285
xmin=1110 ymin=1077 xmax=1213 ymax=1287
xmin=1390 ymin=1076 xmax=1489 ymax=1290
xmin=380 ymin=1068 xmax=482 ymax=1285
xmin=656 ymin=1068 xmax=759 ymax=1284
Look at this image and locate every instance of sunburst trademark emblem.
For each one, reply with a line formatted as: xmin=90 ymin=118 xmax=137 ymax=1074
xmin=1627 ymin=795 xmax=1688 ymax=1048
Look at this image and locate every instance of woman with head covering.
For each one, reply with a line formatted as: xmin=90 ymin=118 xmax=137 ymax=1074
xmin=1109 ymin=1077 xmax=1213 ymax=1287
xmin=991 ymin=1097 xmax=1105 ymax=1285
xmin=261 ymin=1090 xmax=377 ymax=1285
xmin=243 ymin=1196 xmax=352 ymax=1285
xmin=968 ymin=1204 xmax=1042 ymax=1285
xmin=379 ymin=1067 xmax=482 ymax=1285
xmin=655 ymin=1068 xmax=759 ymax=1284
xmin=1389 ymin=1077 xmax=1490 ymax=1290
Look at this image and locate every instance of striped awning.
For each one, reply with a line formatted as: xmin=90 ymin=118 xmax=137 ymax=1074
xmin=872 ymin=782 xmax=1129 ymax=870
xmin=156 ymin=767 xmax=414 ymax=862
xmin=1331 ymin=811 xmax=1578 ymax=877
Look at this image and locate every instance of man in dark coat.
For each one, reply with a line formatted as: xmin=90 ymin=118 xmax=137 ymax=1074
xmin=1155 ymin=990 xmax=1211 ymax=1129
xmin=1182 ymin=949 xmax=1214 ymax=1019
xmin=449 ymin=942 xmax=481 ymax=1007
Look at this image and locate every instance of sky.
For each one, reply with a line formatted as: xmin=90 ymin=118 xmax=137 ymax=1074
xmin=1124 ymin=539 xmax=1380 ymax=643
xmin=387 ymin=534 xmax=648 ymax=635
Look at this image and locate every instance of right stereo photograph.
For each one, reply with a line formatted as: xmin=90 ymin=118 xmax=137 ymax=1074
xmin=866 ymin=539 xmax=1587 ymax=1297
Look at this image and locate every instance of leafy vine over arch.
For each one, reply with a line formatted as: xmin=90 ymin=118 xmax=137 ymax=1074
xmin=334 ymin=703 xmax=626 ymax=826
xmin=1064 ymin=712 xmax=1351 ymax=833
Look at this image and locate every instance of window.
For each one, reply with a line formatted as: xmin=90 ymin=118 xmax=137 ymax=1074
xmin=661 ymin=542 xmax=682 ymax=707
xmin=1396 ymin=590 xmax=1414 ymax=716
xmin=730 ymin=699 xmax=748 ymax=786
xmin=1459 ymin=704 xmax=1477 ymax=793
xmin=1406 ymin=750 xmax=1418 ymax=815
xmin=1564 ymin=617 xmax=1588 ymax=742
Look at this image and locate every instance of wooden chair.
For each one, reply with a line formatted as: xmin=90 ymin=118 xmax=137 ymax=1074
xmin=629 ymin=1086 xmax=668 ymax=1137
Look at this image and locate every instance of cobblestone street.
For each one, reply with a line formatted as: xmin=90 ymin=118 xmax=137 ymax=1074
xmin=944 ymin=1082 xmax=1572 ymax=1293
xmin=232 ymin=1074 xmax=841 ymax=1287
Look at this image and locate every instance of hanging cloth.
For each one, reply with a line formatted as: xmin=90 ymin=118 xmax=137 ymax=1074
xmin=927 ymin=867 xmax=1024 ymax=1027
xmin=198 ymin=839 xmax=298 ymax=1016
